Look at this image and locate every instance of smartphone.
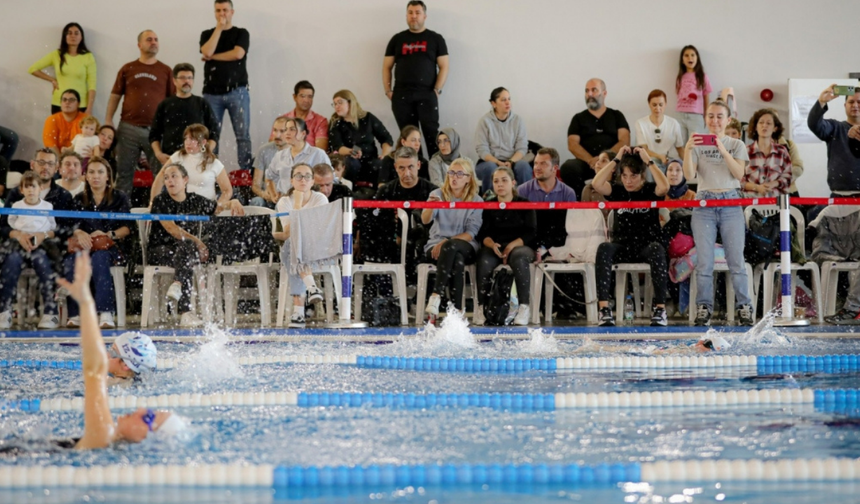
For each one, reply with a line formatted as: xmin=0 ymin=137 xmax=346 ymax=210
xmin=695 ymin=134 xmax=717 ymax=146
xmin=351 ymin=145 xmax=360 ymax=155
xmin=834 ymin=85 xmax=856 ymax=96
xmin=31 ymin=236 xmax=38 ymax=246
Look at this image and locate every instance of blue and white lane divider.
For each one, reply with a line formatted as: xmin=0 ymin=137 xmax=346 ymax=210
xmin=1 ymin=458 xmax=859 ymax=488
xmin=0 ymin=207 xmax=210 ymax=221
xmin=2 ymin=387 xmax=823 ymax=413
xmin=757 ymin=354 xmax=860 ymax=373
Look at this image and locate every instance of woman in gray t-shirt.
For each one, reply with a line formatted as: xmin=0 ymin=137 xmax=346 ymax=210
xmin=682 ymin=100 xmax=752 ymax=327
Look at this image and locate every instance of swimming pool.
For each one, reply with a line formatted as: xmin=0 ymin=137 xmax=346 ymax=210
xmin=2 ymin=317 xmax=860 ymax=503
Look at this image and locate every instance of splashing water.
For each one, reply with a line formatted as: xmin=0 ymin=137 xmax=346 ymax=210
xmin=724 ymin=308 xmax=793 ymax=350
xmin=172 ymin=324 xmax=244 ymax=390
xmin=516 ymin=328 xmax=559 ymax=354
xmin=399 ymin=303 xmax=476 ymax=353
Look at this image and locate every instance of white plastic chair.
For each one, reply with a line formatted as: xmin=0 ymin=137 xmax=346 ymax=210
xmin=415 ymin=263 xmax=478 ymax=325
xmin=688 ymin=261 xmax=755 ymax=323
xmin=207 ymin=206 xmax=277 ymax=327
xmin=819 ymin=261 xmax=860 ymax=316
xmin=353 ymin=209 xmax=410 ymax=325
xmin=607 ymin=211 xmax=653 ymax=323
xmin=533 ymin=262 xmax=597 ymax=324
xmin=276 ymin=264 xmax=342 ymax=326
xmin=744 ymin=205 xmax=823 ymax=323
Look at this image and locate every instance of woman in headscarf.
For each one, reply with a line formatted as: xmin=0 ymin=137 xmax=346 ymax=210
xmin=427 ymin=128 xmax=460 ymax=187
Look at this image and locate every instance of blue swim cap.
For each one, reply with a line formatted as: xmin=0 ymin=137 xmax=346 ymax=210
xmin=114 ymin=332 xmax=157 ymax=373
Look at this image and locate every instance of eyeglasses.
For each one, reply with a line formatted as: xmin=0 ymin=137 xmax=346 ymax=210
xmin=142 ymin=409 xmax=157 ymax=432
xmin=437 ymin=138 xmax=450 ymax=146
xmin=108 ymin=344 xmax=121 ymax=360
xmin=448 ymin=170 xmax=470 ymax=179
xmin=331 ymin=100 xmax=348 ymax=108
xmin=61 ymin=97 xmax=79 ymax=103
xmin=654 ymin=128 xmax=662 ymax=144
xmin=292 ymin=173 xmax=313 ymax=181
xmin=33 ymin=160 xmax=57 ymax=167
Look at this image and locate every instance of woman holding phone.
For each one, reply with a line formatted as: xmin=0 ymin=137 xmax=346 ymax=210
xmin=683 ymin=100 xmax=752 ymax=327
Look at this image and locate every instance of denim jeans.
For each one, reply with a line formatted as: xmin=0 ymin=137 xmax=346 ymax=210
xmin=63 ymin=249 xmax=119 ymax=317
xmin=691 ymin=189 xmax=751 ymax=309
xmin=0 ymin=249 xmax=58 ymax=315
xmin=205 ymin=86 xmax=253 ymax=171
xmin=475 ymin=160 xmax=533 ymax=193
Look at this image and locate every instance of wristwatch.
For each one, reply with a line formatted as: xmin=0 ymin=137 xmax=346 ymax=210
xmin=435 ymin=88 xmax=442 ymax=95
xmin=647 ymin=160 xmax=656 ymax=165
xmin=109 ymin=231 xmax=116 ymax=240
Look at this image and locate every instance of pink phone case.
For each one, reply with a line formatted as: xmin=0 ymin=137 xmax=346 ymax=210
xmin=696 ymin=134 xmax=717 ymax=146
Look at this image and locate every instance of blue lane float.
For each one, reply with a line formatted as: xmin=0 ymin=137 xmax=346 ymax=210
xmin=356 ymin=355 xmax=557 ymax=373
xmin=756 ymin=355 xmax=860 ymax=375
xmin=296 ymin=392 xmax=557 ymax=411
xmin=0 ymin=359 xmax=82 ymax=369
xmin=271 ymin=462 xmax=640 ymax=488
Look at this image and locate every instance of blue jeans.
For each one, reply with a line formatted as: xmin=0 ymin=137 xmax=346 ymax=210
xmin=475 ymin=160 xmax=533 ymax=193
xmin=691 ymin=189 xmax=750 ymax=309
xmin=63 ymin=249 xmax=119 ymax=317
xmin=0 ymin=125 xmax=19 ymax=162
xmin=0 ymin=248 xmax=58 ymax=315
xmin=205 ymin=86 xmax=252 ymax=171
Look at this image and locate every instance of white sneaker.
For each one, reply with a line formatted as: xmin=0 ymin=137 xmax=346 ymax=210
xmin=99 ymin=312 xmax=115 ymax=329
xmin=306 ymin=286 xmax=324 ymax=306
xmin=179 ymin=312 xmax=203 ymax=328
xmin=166 ymin=281 xmax=182 ymax=302
xmin=67 ymin=316 xmax=81 ymax=328
xmin=425 ymin=294 xmax=441 ymax=316
xmin=513 ymin=304 xmax=531 ymax=326
xmin=472 ymin=304 xmax=486 ymax=326
xmin=38 ymin=314 xmax=60 ymax=330
xmin=290 ymin=310 xmax=306 ymax=326
xmin=0 ymin=310 xmax=11 ymax=330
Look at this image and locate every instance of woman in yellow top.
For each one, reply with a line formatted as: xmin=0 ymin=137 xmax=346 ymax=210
xmin=28 ymin=23 xmax=96 ymax=115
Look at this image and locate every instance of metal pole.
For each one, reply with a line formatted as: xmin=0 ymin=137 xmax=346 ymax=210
xmin=774 ymin=194 xmax=809 ymax=326
xmin=327 ymin=197 xmax=366 ymax=328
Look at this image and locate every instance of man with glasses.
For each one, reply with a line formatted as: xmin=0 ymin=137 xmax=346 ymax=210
xmin=0 ymin=148 xmax=73 ymax=329
xmin=559 ymin=78 xmax=630 ymax=200
xmin=281 ymin=81 xmax=328 ymax=151
xmin=150 ymin=63 xmax=220 ymax=168
xmin=42 ymin=90 xmax=88 ymax=151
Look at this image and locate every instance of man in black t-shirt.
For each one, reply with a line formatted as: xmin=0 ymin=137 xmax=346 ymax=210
xmin=313 ymin=163 xmax=352 ymax=203
xmin=560 ymin=78 xmax=630 ymax=201
xmin=200 ymin=0 xmax=252 ymax=171
xmin=150 ymin=63 xmax=220 ymax=167
xmin=383 ymin=1 xmax=449 ymax=158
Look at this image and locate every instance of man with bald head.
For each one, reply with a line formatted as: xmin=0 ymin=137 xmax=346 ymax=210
xmin=105 ymin=30 xmax=176 ymax=194
xmin=559 ymin=78 xmax=630 ymax=200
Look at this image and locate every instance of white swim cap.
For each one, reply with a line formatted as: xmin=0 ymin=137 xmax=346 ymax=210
xmin=701 ymin=335 xmax=731 ymax=351
xmin=114 ymin=332 xmax=157 ymax=373
xmin=155 ymin=413 xmax=187 ymax=437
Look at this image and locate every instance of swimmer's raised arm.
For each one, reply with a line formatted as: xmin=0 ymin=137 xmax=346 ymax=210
xmin=58 ymin=252 xmax=115 ymax=450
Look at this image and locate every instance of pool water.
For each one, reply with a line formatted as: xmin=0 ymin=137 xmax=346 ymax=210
xmin=1 ymin=319 xmax=860 ymax=503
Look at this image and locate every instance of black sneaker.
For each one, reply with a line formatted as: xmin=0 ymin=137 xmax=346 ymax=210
xmin=693 ymin=304 xmax=712 ymax=326
xmin=825 ymin=308 xmax=860 ymax=325
xmin=736 ymin=304 xmax=754 ymax=326
xmin=650 ymin=306 xmax=668 ymax=327
xmin=598 ymin=307 xmax=615 ymax=327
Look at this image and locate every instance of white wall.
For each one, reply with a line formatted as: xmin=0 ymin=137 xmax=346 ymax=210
xmin=2 ymin=0 xmax=854 ymax=196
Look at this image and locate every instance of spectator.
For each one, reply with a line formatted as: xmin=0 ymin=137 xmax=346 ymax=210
xmin=742 ymin=109 xmax=792 ymax=198
xmin=97 ymin=125 xmax=116 ymax=171
xmin=148 ymin=162 xmax=242 ymax=327
xmin=635 ymin=89 xmax=685 ymax=169
xmin=683 ymin=100 xmax=753 ymax=326
xmin=149 ymin=124 xmax=232 ymax=206
xmin=665 ymin=158 xmax=696 ymax=202
xmin=105 ymin=30 xmax=175 ymax=194
xmin=330 ymin=154 xmax=352 ymax=190
xmin=428 ymin=128 xmax=460 ymax=187
xmin=29 ymin=22 xmax=96 ymax=115
xmin=806 ymin=85 xmax=860 ymax=197
xmin=329 ymin=89 xmax=393 ymax=198
xmin=0 ymin=126 xmax=19 ymax=163
xmin=809 ymin=204 xmax=860 ymax=324
xmin=474 ymin=87 xmax=531 ymax=193
xmin=43 ymin=89 xmax=87 ymax=151
xmin=379 ymin=125 xmax=430 ymax=184
xmin=250 ymin=117 xmax=290 ymax=208
xmin=272 ymin=163 xmax=328 ymax=326
xmin=580 ymin=149 xmax=616 ymax=216
xmin=313 ymin=163 xmax=351 ymax=203
xmin=281 ymin=81 xmax=328 ymax=151
xmin=150 ymin=63 xmax=220 ymax=169
xmin=772 ymin=110 xmax=804 ymax=197
xmin=57 ymin=150 xmax=85 ymax=197
xmin=560 ymin=78 xmax=630 ymax=200
xmin=70 ymin=116 xmax=101 ymax=160
xmin=474 ymin=166 xmax=536 ymax=326
xmin=63 ymin=156 xmax=130 ymax=329
xmin=725 ymin=118 xmax=743 ymax=140
xmin=0 ymin=170 xmax=63 ymax=329
xmin=200 ymin=0 xmax=252 ymax=171
xmin=421 ymin=158 xmax=483 ymax=321
xmin=591 ymin=147 xmax=670 ymax=327
xmin=517 ymin=147 xmax=577 ymax=252
xmin=674 ymin=45 xmax=712 ymax=139
xmin=383 ymin=0 xmax=449 ymax=158
xmin=266 ymin=117 xmax=330 ymax=198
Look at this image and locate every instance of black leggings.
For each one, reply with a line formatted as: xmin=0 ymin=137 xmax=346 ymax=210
xmin=148 ymin=241 xmax=201 ymax=313
xmin=424 ymin=239 xmax=476 ymax=310
xmin=596 ymin=241 xmax=667 ymax=305
xmin=476 ymin=245 xmax=535 ymax=306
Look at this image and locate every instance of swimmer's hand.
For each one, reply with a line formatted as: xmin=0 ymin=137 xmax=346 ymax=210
xmin=57 ymin=252 xmax=94 ymax=304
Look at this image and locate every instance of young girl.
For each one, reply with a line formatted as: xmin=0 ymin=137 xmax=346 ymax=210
xmin=70 ymin=116 xmax=101 ymax=159
xmin=273 ymin=163 xmax=328 ymax=325
xmin=675 ymin=45 xmax=712 ymax=139
xmin=683 ymin=101 xmax=752 ymax=326
xmin=329 ymin=154 xmax=352 ymax=190
xmin=379 ymin=125 xmax=430 ymax=184
xmin=591 ymin=147 xmax=670 ymax=327
xmin=421 ymin=158 xmax=484 ymax=322
xmin=725 ymin=118 xmax=743 ymax=140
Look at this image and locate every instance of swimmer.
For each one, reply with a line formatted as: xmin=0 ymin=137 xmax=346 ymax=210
xmin=107 ymin=332 xmax=157 ymax=386
xmin=573 ymin=335 xmax=732 ymax=355
xmin=59 ymin=252 xmax=184 ymax=449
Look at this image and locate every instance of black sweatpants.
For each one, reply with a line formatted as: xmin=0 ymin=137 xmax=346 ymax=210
xmin=148 ymin=241 xmax=201 ymax=313
xmin=596 ymin=241 xmax=667 ymax=306
xmin=391 ymin=89 xmax=440 ymax=158
xmin=476 ymin=245 xmax=535 ymax=306
xmin=424 ymin=238 xmax=476 ymax=310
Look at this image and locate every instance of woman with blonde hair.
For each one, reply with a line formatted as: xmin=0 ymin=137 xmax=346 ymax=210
xmin=420 ymin=157 xmax=483 ymax=321
xmin=329 ymin=89 xmax=393 ymax=197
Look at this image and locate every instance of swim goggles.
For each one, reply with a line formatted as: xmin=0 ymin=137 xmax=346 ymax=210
xmin=142 ymin=409 xmax=157 ymax=432
xmin=701 ymin=339 xmax=714 ymax=350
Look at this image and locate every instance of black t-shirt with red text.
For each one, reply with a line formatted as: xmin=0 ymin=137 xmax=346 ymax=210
xmin=385 ymin=29 xmax=448 ymax=91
